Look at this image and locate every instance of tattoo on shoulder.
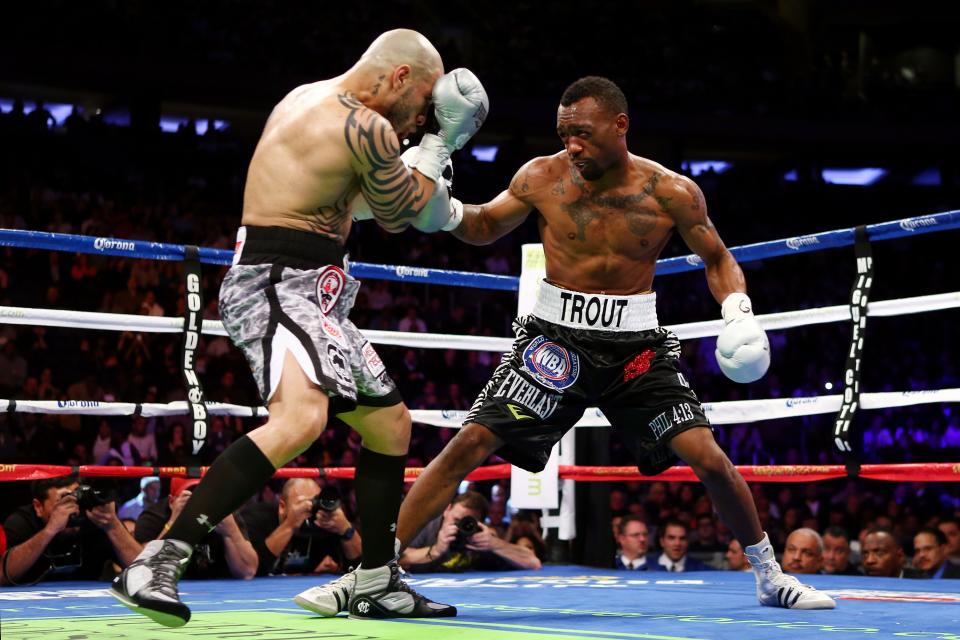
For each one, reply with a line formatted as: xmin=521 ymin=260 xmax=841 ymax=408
xmin=339 ymin=93 xmax=425 ymax=232
xmin=510 ymin=168 xmax=531 ymax=194
xmin=691 ymin=188 xmax=704 ymax=211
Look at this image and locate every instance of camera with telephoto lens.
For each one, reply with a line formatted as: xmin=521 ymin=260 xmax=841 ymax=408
xmin=450 ymin=514 xmax=482 ymax=551
xmin=66 ymin=484 xmax=114 ymax=526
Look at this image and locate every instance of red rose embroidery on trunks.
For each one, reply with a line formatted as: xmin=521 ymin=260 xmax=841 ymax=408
xmin=624 ymin=349 xmax=656 ymax=382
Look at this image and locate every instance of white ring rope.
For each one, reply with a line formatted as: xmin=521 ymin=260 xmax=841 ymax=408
xmin=2 ymin=400 xmax=268 ymax=418
xmin=413 ymin=388 xmax=960 ymax=428
xmin=4 ymin=387 xmax=958 ymax=425
xmin=1 ymin=290 xmax=957 ymax=351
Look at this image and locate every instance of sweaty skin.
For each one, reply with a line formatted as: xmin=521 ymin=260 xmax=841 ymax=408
xmin=396 ymin=95 xmax=762 ymax=553
xmin=452 ymin=97 xmax=744 ymax=299
xmin=242 ymin=29 xmax=443 ymax=242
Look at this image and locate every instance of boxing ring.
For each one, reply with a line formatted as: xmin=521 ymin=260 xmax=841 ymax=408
xmin=2 ymin=211 xmax=960 ymax=639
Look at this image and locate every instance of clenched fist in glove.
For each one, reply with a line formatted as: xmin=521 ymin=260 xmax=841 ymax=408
xmin=402 ymin=146 xmax=462 ymax=232
xmin=715 ymin=293 xmax=770 ymax=383
xmin=405 ymin=68 xmax=489 ymax=182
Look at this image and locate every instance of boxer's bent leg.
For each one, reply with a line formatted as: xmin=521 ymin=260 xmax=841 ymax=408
xmin=339 ymin=402 xmax=412 ymax=567
xmin=669 ymin=427 xmax=763 ymax=546
xmin=396 ymin=422 xmax=504 ymax=546
xmin=166 ymin=351 xmax=328 ymax=545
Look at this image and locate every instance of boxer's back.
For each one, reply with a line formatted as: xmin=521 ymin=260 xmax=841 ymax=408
xmin=241 ymin=80 xmax=360 ymax=243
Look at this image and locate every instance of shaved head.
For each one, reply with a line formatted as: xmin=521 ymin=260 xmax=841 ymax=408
xmin=360 ymin=29 xmax=443 ymax=78
xmin=281 ymin=477 xmax=320 ymax=502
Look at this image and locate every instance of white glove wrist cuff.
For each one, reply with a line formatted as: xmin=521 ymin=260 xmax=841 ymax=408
xmin=442 ymin=197 xmax=464 ymax=231
xmin=407 ymin=134 xmax=450 ymax=182
xmin=721 ymin=292 xmax=754 ymax=323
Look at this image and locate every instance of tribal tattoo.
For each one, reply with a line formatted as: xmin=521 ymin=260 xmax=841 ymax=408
xmin=340 ymin=93 xmax=427 ymax=232
xmin=308 ymin=190 xmax=351 ymax=238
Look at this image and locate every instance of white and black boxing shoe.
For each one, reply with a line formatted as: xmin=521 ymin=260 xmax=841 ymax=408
xmin=293 ymin=571 xmax=356 ymax=616
xmin=755 ymin=568 xmax=837 ymax=610
xmin=110 ymin=539 xmax=193 ymax=627
xmin=349 ymin=563 xmax=456 ymax=619
xmin=745 ymin=533 xmax=836 ymax=610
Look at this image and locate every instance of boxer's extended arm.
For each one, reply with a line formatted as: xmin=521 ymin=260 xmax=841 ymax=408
xmin=342 ymin=95 xmax=436 ymax=233
xmin=668 ymin=175 xmax=745 ymax=304
xmin=450 ymin=162 xmax=537 ymax=245
xmin=669 ymin=175 xmax=769 ymax=383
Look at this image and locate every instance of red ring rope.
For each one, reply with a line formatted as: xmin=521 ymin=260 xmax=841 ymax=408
xmin=2 ymin=462 xmax=958 ymax=483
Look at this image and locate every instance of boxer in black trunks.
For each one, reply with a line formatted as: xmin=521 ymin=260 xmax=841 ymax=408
xmin=395 ymin=77 xmax=835 ymax=610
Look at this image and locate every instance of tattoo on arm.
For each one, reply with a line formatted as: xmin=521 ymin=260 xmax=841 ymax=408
xmin=341 ymin=93 xmax=427 ymax=232
xmin=510 ymin=168 xmax=530 ymax=194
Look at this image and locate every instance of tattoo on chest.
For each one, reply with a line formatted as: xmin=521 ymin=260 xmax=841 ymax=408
xmin=551 ymin=177 xmax=565 ymax=196
xmin=560 ymin=170 xmax=665 ymax=241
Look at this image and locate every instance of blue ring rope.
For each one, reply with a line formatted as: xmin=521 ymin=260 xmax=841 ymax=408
xmin=1 ymin=210 xmax=957 ymax=290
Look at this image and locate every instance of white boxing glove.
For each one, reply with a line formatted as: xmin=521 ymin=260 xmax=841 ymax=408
xmin=406 ymin=68 xmax=488 ymax=182
xmin=715 ymin=293 xmax=770 ymax=383
xmin=402 ymin=146 xmax=462 ymax=232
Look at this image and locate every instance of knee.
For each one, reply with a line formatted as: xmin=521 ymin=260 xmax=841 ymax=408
xmin=386 ymin=406 xmax=412 ymax=452
xmin=689 ymin=443 xmax=734 ymax=483
xmin=446 ymin=424 xmax=499 ymax=469
xmin=272 ymin=398 xmax=328 ymax=448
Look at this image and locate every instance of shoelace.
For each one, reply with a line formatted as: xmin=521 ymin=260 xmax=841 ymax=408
xmin=389 ymin=567 xmax=429 ymax=601
xmin=148 ymin=545 xmax=189 ymax=599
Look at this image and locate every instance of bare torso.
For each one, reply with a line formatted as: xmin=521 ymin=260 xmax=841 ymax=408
xmin=241 ymin=81 xmax=363 ymax=244
xmin=519 ymin=153 xmax=688 ymax=294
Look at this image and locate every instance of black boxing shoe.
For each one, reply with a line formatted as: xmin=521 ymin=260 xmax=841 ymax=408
xmin=110 ymin=539 xmax=193 ymax=627
xmin=349 ymin=563 xmax=456 ymax=619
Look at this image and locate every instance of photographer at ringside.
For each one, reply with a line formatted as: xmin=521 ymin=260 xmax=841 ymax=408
xmin=1 ymin=474 xmax=142 ymax=585
xmin=400 ymin=491 xmax=541 ymax=572
xmin=242 ymin=478 xmax=361 ymax=576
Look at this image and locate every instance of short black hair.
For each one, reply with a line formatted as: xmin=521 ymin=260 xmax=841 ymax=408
xmin=560 ymin=76 xmax=628 ymax=115
xmin=618 ymin=514 xmax=649 ymax=535
xmin=917 ymin=527 xmax=948 ymax=546
xmin=660 ymin=519 xmax=688 ymax=538
xmin=823 ymin=525 xmax=850 ymax=541
xmin=31 ymin=473 xmax=79 ymax=502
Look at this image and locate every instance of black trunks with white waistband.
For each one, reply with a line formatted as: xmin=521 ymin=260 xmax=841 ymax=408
xmin=465 ymin=281 xmax=710 ymax=476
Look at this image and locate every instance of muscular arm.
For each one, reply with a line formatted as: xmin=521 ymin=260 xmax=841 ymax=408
xmin=668 ymin=176 xmax=745 ymax=304
xmin=451 ymin=163 xmax=535 ymax=245
xmin=217 ymin=515 xmax=258 ymax=580
xmin=342 ymin=94 xmax=435 ymax=233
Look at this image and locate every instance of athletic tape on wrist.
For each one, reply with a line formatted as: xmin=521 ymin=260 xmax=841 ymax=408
xmin=407 ymin=134 xmax=450 ymax=182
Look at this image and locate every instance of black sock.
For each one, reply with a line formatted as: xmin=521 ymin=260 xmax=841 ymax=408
xmin=355 ymin=447 xmax=406 ymax=567
xmin=166 ymin=435 xmax=276 ymax=546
